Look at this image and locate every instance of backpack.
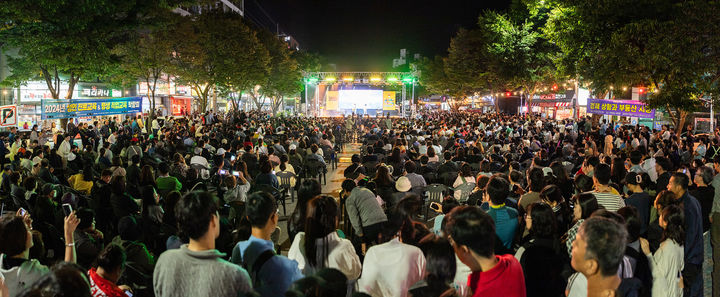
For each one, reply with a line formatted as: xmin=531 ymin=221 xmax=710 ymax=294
xmin=243 ymin=250 xmax=275 ymax=288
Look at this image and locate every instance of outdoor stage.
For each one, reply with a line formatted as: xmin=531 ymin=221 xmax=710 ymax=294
xmin=303 ymin=72 xmax=416 ymax=117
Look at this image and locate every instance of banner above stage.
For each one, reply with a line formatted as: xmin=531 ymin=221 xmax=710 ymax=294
xmin=587 ymin=98 xmax=655 ymax=118
xmin=41 ymin=97 xmax=142 ymax=119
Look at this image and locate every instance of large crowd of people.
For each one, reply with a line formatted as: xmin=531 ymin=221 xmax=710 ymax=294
xmin=0 ymin=109 xmax=716 ymax=297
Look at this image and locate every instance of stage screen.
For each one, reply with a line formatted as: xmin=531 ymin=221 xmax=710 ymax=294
xmin=338 ymin=90 xmax=383 ymax=110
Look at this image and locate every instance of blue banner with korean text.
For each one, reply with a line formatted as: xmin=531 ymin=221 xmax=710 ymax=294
xmin=587 ymin=98 xmax=655 ymax=118
xmin=41 ymin=97 xmax=142 ymax=119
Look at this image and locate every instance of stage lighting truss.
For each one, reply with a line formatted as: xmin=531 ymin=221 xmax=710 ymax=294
xmin=303 ymin=72 xmax=415 ymax=85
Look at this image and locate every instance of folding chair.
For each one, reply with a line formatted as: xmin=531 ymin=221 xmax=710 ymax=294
xmin=276 ymin=171 xmax=297 ymax=203
xmin=305 ymin=159 xmax=327 ymax=185
xmin=452 ymin=182 xmax=477 ymax=204
xmin=425 ymin=184 xmax=448 ymax=220
xmin=250 ymin=184 xmax=286 ymax=217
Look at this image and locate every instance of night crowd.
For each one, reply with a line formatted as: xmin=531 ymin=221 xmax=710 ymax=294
xmin=0 ymin=109 xmax=716 ymax=297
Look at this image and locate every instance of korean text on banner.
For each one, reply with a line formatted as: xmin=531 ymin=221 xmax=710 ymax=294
xmin=587 ymin=98 xmax=655 ymax=118
xmin=0 ymin=105 xmax=17 ymax=127
xmin=41 ymin=97 xmax=142 ymax=119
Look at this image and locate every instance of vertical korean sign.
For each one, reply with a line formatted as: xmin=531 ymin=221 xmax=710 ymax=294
xmin=41 ymin=97 xmax=143 ymax=119
xmin=383 ymin=91 xmax=396 ymax=110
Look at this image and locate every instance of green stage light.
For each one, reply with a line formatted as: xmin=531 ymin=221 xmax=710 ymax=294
xmin=387 ymin=77 xmax=398 ymax=82
xmin=402 ymin=77 xmax=413 ymax=82
xmin=308 ymin=78 xmax=318 ymax=83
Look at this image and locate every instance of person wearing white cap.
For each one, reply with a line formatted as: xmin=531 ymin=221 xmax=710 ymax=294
xmin=389 ymin=176 xmax=413 ymax=210
xmin=395 ymin=176 xmax=412 ymax=193
xmin=190 ymin=147 xmax=210 ymax=170
xmin=18 ymin=151 xmax=33 ymax=172
xmin=32 ymin=156 xmax=42 ymax=167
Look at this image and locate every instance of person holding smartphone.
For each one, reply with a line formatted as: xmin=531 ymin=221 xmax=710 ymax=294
xmin=0 ymin=208 xmax=79 ymax=295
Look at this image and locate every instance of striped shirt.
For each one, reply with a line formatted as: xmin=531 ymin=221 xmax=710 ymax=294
xmin=592 ymin=191 xmax=626 ymax=212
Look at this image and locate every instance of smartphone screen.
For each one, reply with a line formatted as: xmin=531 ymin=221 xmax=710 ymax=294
xmin=232 ymin=171 xmax=240 ymax=176
xmin=218 ymin=169 xmax=228 ymax=175
xmin=19 ymin=208 xmax=27 ymax=217
xmin=231 ymin=155 xmax=236 ymax=161
xmin=62 ymin=203 xmax=73 ymax=217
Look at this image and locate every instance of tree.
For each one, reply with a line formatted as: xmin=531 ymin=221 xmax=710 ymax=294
xmin=0 ymin=0 xmax=178 ymax=125
xmin=481 ymin=9 xmax=558 ymax=109
xmin=417 ymin=56 xmax=448 ymax=95
xmin=251 ymin=29 xmax=302 ymax=114
xmin=546 ymin=0 xmax=720 ymax=131
xmin=294 ymin=51 xmax=323 ymax=73
xmin=445 ymin=29 xmax=496 ymax=102
xmin=169 ymin=11 xmax=269 ymax=113
xmin=293 ymin=51 xmax=324 ymax=109
xmin=113 ymin=13 xmax=176 ymax=119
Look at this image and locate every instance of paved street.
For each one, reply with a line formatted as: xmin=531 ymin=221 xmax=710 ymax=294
xmin=276 ymin=142 xmax=361 ymax=251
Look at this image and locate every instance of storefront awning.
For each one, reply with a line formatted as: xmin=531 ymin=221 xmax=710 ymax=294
xmin=531 ymin=101 xmax=571 ymax=107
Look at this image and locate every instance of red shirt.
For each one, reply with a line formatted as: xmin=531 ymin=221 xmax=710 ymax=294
xmin=88 ymin=268 xmax=127 ymax=297
xmin=468 ymin=254 xmax=526 ymax=297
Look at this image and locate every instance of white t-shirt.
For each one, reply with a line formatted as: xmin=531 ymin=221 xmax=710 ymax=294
xmin=288 ymin=231 xmax=362 ymax=280
xmin=357 ymin=238 xmax=426 ymax=297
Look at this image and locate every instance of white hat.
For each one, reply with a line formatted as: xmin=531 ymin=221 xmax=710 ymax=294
xmin=32 ymin=156 xmax=42 ymax=166
xmin=542 ymin=167 xmax=554 ymax=177
xmin=194 ymin=147 xmax=203 ymax=155
xmin=395 ymin=176 xmax=412 ymax=192
xmin=221 ymin=139 xmax=228 ymax=145
xmin=216 ymin=148 xmax=226 ymax=156
xmin=418 ymin=136 xmax=425 ymax=142
xmin=67 ymin=153 xmax=76 ymax=162
xmin=289 ymin=144 xmax=297 ymax=150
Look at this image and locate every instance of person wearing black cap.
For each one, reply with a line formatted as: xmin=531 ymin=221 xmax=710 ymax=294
xmin=344 ymin=154 xmax=366 ymax=180
xmin=624 ymin=172 xmax=651 ymax=236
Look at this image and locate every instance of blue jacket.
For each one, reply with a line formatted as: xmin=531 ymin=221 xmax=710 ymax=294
xmin=231 ymin=235 xmax=303 ymax=297
xmin=682 ymin=192 xmax=704 ymax=266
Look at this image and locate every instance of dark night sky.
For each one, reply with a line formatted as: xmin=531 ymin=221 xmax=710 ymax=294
xmin=248 ymin=0 xmax=510 ymax=71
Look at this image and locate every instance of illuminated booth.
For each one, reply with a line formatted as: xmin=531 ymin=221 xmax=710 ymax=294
xmin=170 ymin=96 xmax=193 ymax=116
xmin=529 ymin=90 xmax=575 ymax=119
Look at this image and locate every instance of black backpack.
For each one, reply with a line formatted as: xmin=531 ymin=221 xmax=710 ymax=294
xmin=243 ymin=250 xmax=275 ymax=288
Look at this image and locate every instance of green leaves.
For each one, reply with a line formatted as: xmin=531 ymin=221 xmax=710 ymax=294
xmin=480 ymin=8 xmax=558 ymax=100
xmin=1 ymin=0 xmax=179 ymax=99
xmin=167 ymin=10 xmax=270 ymax=112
